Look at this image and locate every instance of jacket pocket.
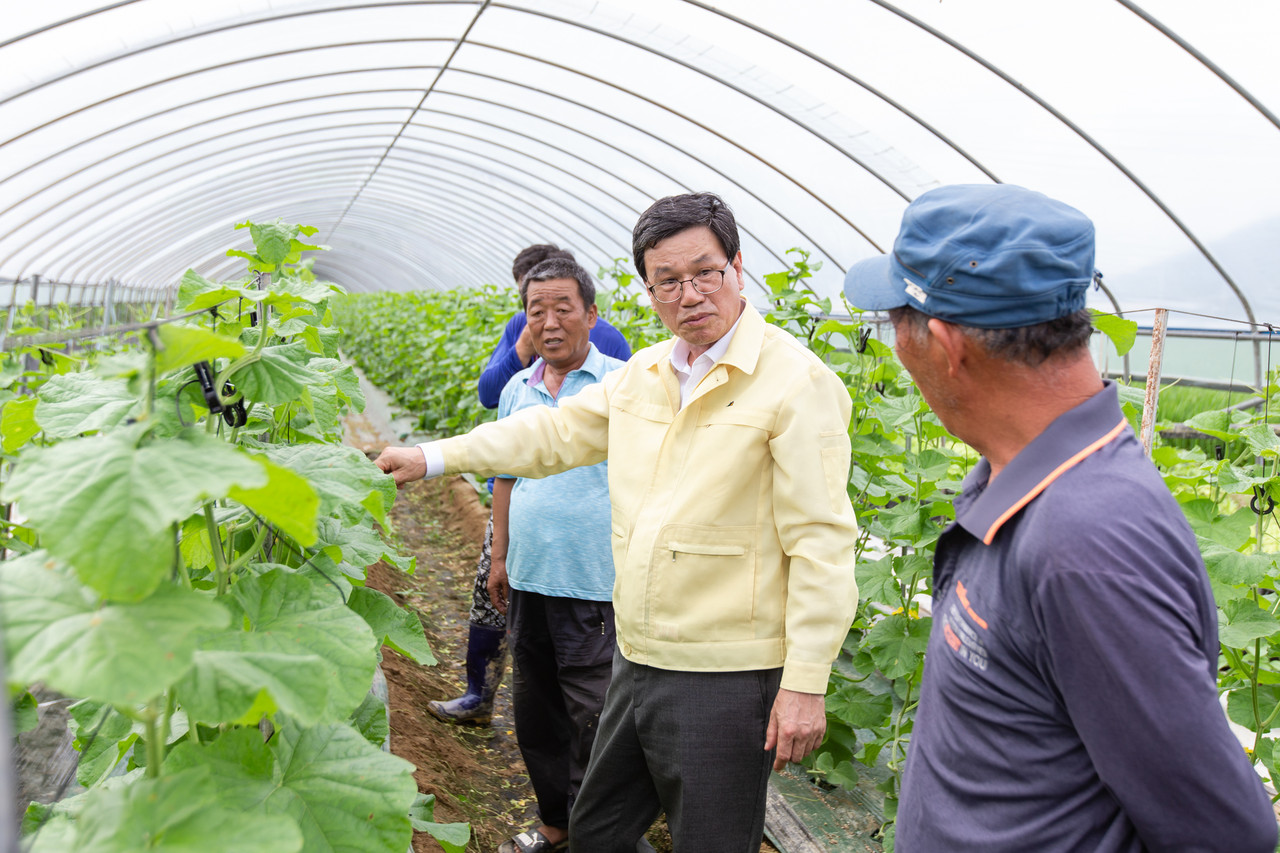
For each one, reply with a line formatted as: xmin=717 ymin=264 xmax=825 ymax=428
xmin=649 ymin=524 xmax=758 ymax=642
xmin=819 ymin=429 xmax=852 ymax=515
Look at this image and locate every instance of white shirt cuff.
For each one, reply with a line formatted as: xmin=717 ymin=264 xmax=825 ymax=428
xmin=416 ymin=442 xmax=446 ymax=479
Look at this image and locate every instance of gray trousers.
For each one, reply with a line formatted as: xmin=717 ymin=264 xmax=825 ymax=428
xmin=508 ymin=589 xmax=616 ymax=830
xmin=568 ymin=650 xmax=782 ymax=853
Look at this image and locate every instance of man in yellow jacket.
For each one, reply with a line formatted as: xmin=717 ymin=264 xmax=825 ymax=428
xmin=377 ymin=192 xmax=859 ymax=853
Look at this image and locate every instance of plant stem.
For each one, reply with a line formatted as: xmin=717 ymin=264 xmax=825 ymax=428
xmin=173 ymin=522 xmax=191 ymax=589
xmin=889 ymin=676 xmax=915 ymax=775
xmin=1252 ymin=637 xmax=1264 ymax=760
xmin=204 ymin=504 xmax=230 ymax=595
xmin=145 ymin=705 xmax=163 ymax=779
xmin=228 ymin=522 xmax=271 ymax=573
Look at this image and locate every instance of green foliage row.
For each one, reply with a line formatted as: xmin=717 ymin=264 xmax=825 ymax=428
xmin=335 ymin=248 xmax=1280 ymax=850
xmin=1 ymin=220 xmax=467 ymax=853
xmin=332 ymin=284 xmax=519 ymax=436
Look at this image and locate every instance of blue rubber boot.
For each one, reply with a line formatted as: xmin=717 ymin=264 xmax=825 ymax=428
xmin=427 ymin=623 xmax=507 ymax=725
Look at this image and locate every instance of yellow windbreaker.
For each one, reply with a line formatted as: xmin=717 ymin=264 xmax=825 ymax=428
xmin=438 ymin=301 xmax=859 ymax=693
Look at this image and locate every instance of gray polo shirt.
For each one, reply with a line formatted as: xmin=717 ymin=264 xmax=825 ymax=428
xmin=896 ymin=382 xmax=1276 ymax=852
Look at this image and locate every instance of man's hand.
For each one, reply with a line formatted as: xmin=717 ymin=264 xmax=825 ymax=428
xmin=487 ymin=557 xmax=510 ymax=615
xmin=373 ymin=446 xmax=426 ymax=486
xmin=515 ymin=323 xmax=536 ymax=367
xmin=764 ymin=689 xmax=826 ymax=771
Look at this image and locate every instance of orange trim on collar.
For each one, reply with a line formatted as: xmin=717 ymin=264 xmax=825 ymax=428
xmin=981 ymin=417 xmax=1129 ymax=545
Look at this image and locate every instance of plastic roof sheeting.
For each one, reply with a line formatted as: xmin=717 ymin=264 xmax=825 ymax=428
xmin=1 ymin=1 xmax=1278 ymax=331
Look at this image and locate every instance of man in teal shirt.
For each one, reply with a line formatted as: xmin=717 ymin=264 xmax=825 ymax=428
xmin=488 ymin=257 xmax=625 ymax=853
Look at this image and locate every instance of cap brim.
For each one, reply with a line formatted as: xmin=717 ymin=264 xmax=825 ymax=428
xmin=843 ymin=254 xmax=908 ymax=312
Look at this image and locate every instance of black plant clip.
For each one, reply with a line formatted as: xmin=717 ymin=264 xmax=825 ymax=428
xmin=193 ymin=361 xmax=247 ymax=427
xmin=193 ymin=361 xmax=224 ymax=413
xmin=857 ymin=326 xmax=873 ymax=354
xmin=1251 ymin=486 xmax=1275 ymax=517
xmin=221 ymin=386 xmax=248 ymax=427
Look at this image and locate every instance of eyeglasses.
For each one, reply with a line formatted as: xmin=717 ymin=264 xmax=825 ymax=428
xmin=646 ymin=266 xmax=728 ymax=303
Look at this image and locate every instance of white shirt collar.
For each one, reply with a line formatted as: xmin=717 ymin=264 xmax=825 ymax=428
xmin=668 ymin=301 xmax=747 ymax=409
xmin=669 ymin=300 xmax=746 ymax=376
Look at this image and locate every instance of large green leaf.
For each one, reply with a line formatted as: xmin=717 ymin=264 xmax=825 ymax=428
xmin=1089 ymin=310 xmax=1139 ymax=356
xmin=1184 ymin=500 xmax=1256 ymax=551
xmin=35 ymin=373 xmax=139 ymax=438
xmin=176 ymin=641 xmax=331 ymax=727
xmin=228 ymin=569 xmax=378 ymax=720
xmin=167 ymin=721 xmax=416 ymax=853
xmin=247 ymin=220 xmax=294 ymax=266
xmin=4 ymin=428 xmax=269 ymax=600
xmin=1227 ymin=684 xmax=1280 ymax=732
xmin=154 ymin=324 xmax=246 ymax=375
xmin=1 ymin=395 xmax=40 ymax=452
xmin=58 ymin=767 xmax=303 ymax=853
xmin=315 ymin=518 xmax=414 ymax=574
xmin=827 ymin=682 xmax=894 ymax=729
xmin=865 ymin=614 xmax=932 ymax=680
xmin=1184 ymin=409 xmax=1246 ymax=442
xmin=855 ymin=555 xmax=899 ymax=607
xmin=69 ymin=702 xmax=136 ymax=787
xmin=409 ymin=793 xmax=471 ymax=853
xmin=349 ymin=692 xmax=390 ymax=748
xmin=299 ymin=383 xmax=341 ymax=434
xmin=1240 ymin=423 xmax=1280 ymax=456
xmin=265 ymin=443 xmax=395 ymax=525
xmin=175 ymin=270 xmax=263 ymax=313
xmin=228 ymin=455 xmax=320 ymax=546
xmin=1219 ymin=599 xmax=1280 ymax=648
xmin=308 ymin=358 xmax=365 ymax=410
xmin=261 ymin=277 xmax=337 ymax=308
xmin=348 ymin=587 xmax=436 ymax=665
xmin=0 ymin=552 xmax=229 ymax=705
xmin=1202 ymin=546 xmax=1275 ymax=589
xmin=236 ymin=342 xmax=323 ymax=405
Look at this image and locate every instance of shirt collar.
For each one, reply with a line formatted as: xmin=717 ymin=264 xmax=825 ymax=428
xmin=659 ymin=299 xmax=763 ymax=375
xmin=527 ymin=342 xmax=606 ymax=388
xmin=954 ymin=381 xmax=1131 ymax=545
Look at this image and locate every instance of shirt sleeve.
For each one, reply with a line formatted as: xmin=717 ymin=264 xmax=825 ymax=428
xmin=414 ymin=442 xmax=446 ymax=479
xmin=768 ymin=360 xmax=861 ymax=694
xmin=478 ymin=314 xmax=528 ymax=409
xmin=438 ymin=371 xmax=615 ymax=481
xmin=1034 ymin=565 xmax=1277 ymax=852
xmin=590 ymin=318 xmax=632 ymax=361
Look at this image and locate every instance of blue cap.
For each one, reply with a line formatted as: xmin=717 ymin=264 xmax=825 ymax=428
xmin=843 ymin=184 xmax=1095 ymax=329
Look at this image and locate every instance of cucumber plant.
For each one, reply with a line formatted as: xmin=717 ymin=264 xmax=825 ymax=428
xmin=2 ymin=220 xmax=468 ymax=853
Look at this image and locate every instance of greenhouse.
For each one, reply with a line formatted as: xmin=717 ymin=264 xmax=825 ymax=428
xmin=3 ymin=2 xmax=1279 ymax=852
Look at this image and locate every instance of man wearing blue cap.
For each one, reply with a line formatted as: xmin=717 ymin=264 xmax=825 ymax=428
xmin=844 ymin=184 xmax=1276 ymax=852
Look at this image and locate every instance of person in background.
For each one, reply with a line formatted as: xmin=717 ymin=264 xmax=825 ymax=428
xmin=488 ymin=257 xmax=625 ymax=853
xmin=843 ymin=183 xmax=1278 ymax=852
xmin=427 ymin=245 xmax=631 ymax=726
xmin=377 ymin=192 xmax=859 ymax=851
xmin=478 ymin=245 xmax=631 ymax=409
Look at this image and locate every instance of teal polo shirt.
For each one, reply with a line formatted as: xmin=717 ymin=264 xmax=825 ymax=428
xmin=497 ymin=343 xmax=625 ymax=601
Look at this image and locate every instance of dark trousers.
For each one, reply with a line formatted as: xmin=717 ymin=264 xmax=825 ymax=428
xmin=507 ymin=588 xmax=616 ymax=830
xmin=569 ymin=650 xmax=782 ymax=853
